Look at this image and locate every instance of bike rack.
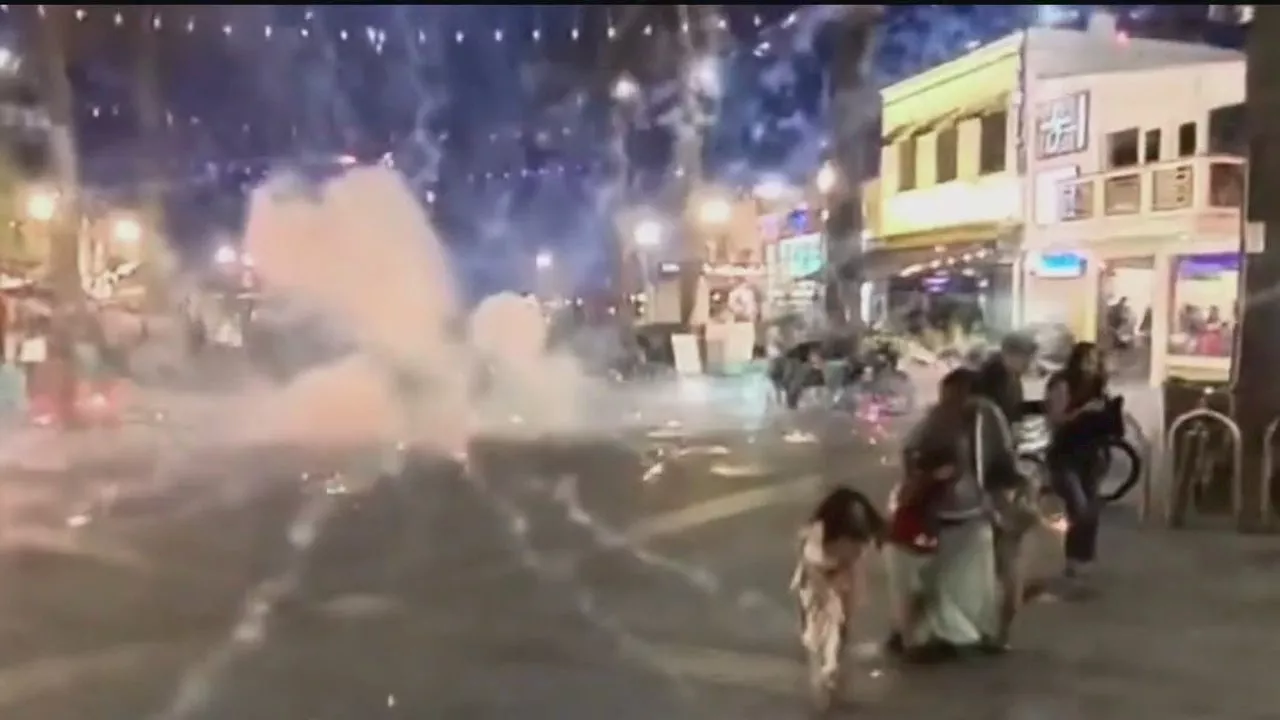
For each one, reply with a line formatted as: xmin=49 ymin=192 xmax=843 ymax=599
xmin=1164 ymin=408 xmax=1242 ymax=527
xmin=1123 ymin=410 xmax=1155 ymax=523
xmin=1259 ymin=416 xmax=1280 ymax=528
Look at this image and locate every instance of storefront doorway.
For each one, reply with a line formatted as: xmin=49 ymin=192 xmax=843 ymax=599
xmin=1099 ymin=257 xmax=1155 ymax=382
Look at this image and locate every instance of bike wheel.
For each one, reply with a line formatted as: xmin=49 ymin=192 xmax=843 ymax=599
xmin=1098 ymin=437 xmax=1142 ymax=503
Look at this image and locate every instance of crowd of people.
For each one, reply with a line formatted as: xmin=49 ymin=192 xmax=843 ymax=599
xmin=793 ymin=334 xmax=1117 ymax=684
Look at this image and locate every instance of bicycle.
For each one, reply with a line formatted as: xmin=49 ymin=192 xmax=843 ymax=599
xmin=1015 ymin=418 xmax=1143 ymax=508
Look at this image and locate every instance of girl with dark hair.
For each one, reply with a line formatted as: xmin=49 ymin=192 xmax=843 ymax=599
xmin=1045 ymin=341 xmax=1108 ymax=579
xmin=791 ymin=485 xmax=884 ymax=701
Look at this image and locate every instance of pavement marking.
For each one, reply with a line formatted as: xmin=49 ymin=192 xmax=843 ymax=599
xmin=624 ymin=474 xmax=820 ymax=543
xmin=0 ymin=640 xmax=195 ymax=709
xmin=638 ymin=642 xmax=802 ymax=696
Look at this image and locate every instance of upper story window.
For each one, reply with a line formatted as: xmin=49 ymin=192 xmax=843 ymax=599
xmin=979 ymin=111 xmax=1007 ymax=174
xmin=1207 ymin=103 xmax=1246 ymax=155
xmin=935 ymin=126 xmax=958 ymax=183
xmin=1143 ymin=129 xmax=1162 ymax=163
xmin=1178 ymin=122 xmax=1198 ymax=157
xmin=1106 ymin=128 xmax=1140 ymax=168
xmin=898 ymin=138 xmax=917 ymax=191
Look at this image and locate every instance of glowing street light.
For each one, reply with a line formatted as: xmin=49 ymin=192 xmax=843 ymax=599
xmin=535 ymin=250 xmax=554 ymax=270
xmin=24 ymin=188 xmax=57 ymax=222
xmin=816 ymin=163 xmax=838 ymax=194
xmin=214 ymin=245 xmax=238 ymax=266
xmin=633 ymin=219 xmax=664 ymax=249
xmin=698 ymin=197 xmax=732 ymax=226
xmin=753 ymin=178 xmax=789 ymax=202
xmin=111 ymin=216 xmax=142 ymax=244
xmin=612 ymin=75 xmax=639 ymax=102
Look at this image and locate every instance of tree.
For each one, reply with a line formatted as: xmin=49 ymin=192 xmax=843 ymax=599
xmin=128 ymin=8 xmax=173 ymax=309
xmin=22 ymin=5 xmax=84 ymax=425
xmin=825 ymin=7 xmax=881 ymax=330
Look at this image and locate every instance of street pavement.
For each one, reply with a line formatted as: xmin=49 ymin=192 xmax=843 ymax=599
xmin=0 ymin=378 xmax=1274 ymax=719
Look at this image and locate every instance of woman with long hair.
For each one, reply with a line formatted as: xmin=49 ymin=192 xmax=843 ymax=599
xmin=1045 ymin=341 xmax=1109 ymax=579
xmin=884 ymin=368 xmax=1001 ymax=659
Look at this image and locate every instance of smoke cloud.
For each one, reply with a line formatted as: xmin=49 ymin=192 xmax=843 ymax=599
xmin=230 ymin=166 xmax=594 ymax=457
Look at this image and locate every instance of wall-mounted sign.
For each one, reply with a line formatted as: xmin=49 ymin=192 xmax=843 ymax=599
xmin=1036 ymin=91 xmax=1090 ymax=160
xmin=1029 ymin=251 xmax=1087 ymax=279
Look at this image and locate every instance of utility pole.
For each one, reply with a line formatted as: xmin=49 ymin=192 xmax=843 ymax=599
xmin=1232 ymin=4 xmax=1280 ymax=531
xmin=28 ymin=7 xmax=83 ymax=427
xmin=824 ymin=7 xmax=882 ymax=332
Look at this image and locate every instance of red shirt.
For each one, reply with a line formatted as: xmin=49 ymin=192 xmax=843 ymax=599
xmin=887 ymin=483 xmax=942 ymax=554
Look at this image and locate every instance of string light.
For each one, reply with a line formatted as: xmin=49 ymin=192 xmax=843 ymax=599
xmin=6 ymin=7 xmax=826 ymax=203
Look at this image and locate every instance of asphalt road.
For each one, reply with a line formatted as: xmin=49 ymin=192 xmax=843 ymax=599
xmin=0 ymin=399 xmax=1277 ymax=720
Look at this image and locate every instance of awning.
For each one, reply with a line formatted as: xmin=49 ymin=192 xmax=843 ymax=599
xmin=858 ymin=236 xmax=1013 ymax=280
xmin=882 ymin=93 xmax=1010 ymax=142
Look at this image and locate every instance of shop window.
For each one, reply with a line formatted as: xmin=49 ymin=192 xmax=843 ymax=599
xmin=1102 ymin=174 xmax=1141 ymax=215
xmin=898 ymin=138 xmax=917 ymax=191
xmin=1168 ymin=253 xmax=1238 ymax=359
xmin=979 ymin=111 xmax=1007 ymax=174
xmin=1209 ymin=161 xmax=1245 ymax=207
xmin=1178 ymin=122 xmax=1198 ymax=157
xmin=1059 ymin=179 xmax=1094 ymax=220
xmin=1151 ymin=165 xmax=1194 ymax=210
xmin=1207 ymin=103 xmax=1246 ymax=156
xmin=935 ymin=127 xmax=958 ymax=183
xmin=1143 ymin=129 xmax=1162 ymax=163
xmin=1106 ymin=128 xmax=1140 ymax=168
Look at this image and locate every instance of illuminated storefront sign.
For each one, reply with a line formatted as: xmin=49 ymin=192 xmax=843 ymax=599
xmin=1036 ymin=91 xmax=1090 ymax=160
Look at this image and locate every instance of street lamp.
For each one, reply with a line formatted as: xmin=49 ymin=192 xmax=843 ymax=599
xmin=24 ymin=189 xmax=57 ymax=222
xmin=698 ymin=196 xmax=732 ymax=226
xmin=612 ymin=75 xmax=639 ymax=102
xmin=633 ymin=219 xmax=664 ymax=249
xmin=214 ymin=244 xmax=238 ymax=266
xmin=111 ymin=216 xmax=142 ymax=244
xmin=816 ymin=163 xmax=838 ymax=194
xmin=535 ymin=250 xmax=554 ymax=270
xmin=753 ymin=178 xmax=789 ymax=202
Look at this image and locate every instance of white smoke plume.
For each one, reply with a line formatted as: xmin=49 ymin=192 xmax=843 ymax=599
xmin=229 ymin=166 xmax=595 ymax=457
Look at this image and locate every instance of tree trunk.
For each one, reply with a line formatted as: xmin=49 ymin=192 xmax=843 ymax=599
xmin=131 ymin=9 xmax=169 ymax=310
xmin=674 ymin=4 xmax=709 ymax=330
xmin=28 ymin=6 xmax=82 ymax=427
xmin=1233 ymin=4 xmax=1280 ymax=532
xmin=825 ymin=8 xmax=881 ymax=333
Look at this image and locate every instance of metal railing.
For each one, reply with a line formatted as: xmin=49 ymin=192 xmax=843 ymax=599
xmin=1164 ymin=408 xmax=1242 ymax=527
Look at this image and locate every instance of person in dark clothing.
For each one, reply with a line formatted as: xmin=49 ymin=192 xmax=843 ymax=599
xmin=971 ymin=333 xmax=1038 ymax=426
xmin=1045 ymin=341 xmax=1108 ymax=579
xmin=969 ymin=334 xmax=1040 ymax=646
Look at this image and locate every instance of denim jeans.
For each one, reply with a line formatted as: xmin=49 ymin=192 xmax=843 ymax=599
xmin=1048 ymin=448 xmax=1100 ymax=563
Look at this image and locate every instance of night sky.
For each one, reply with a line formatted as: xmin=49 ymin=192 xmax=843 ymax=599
xmin=0 ymin=5 xmax=1247 ymax=294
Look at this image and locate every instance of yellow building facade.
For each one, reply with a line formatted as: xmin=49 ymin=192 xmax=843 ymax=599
xmin=872 ymin=36 xmax=1025 ymax=334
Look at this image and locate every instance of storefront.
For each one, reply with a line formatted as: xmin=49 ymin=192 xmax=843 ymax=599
xmin=760 ymin=206 xmax=824 ymax=319
xmin=1023 ymin=238 xmax=1242 ymax=385
xmin=862 ymin=239 xmax=1017 ymax=338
